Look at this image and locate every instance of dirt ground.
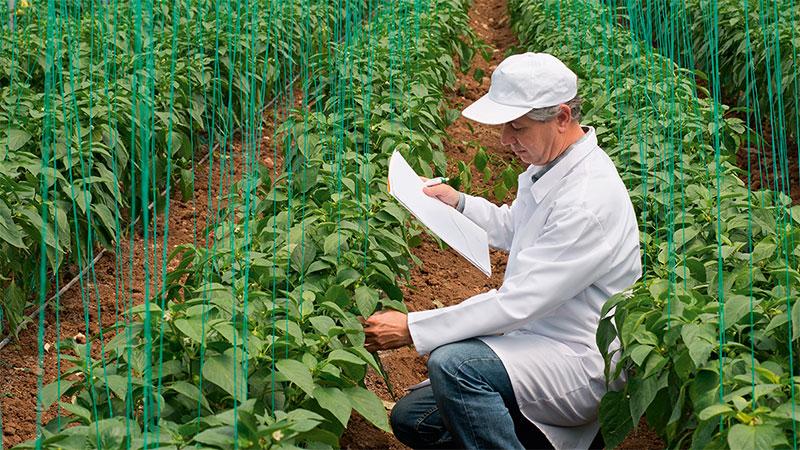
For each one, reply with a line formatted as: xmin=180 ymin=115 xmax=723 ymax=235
xmin=735 ymin=122 xmax=799 ymax=204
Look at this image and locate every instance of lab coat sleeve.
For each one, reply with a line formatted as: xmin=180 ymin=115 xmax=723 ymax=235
xmin=460 ymin=194 xmax=517 ymax=251
xmin=407 ymin=206 xmax=614 ymax=356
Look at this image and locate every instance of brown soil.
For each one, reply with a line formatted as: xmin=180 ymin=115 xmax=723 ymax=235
xmin=0 ymin=89 xmax=295 ymax=448
xmin=735 ymin=121 xmax=800 ymax=204
xmin=340 ymin=0 xmax=665 ymax=449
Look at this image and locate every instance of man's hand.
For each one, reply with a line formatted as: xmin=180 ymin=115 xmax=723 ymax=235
xmin=420 ymin=176 xmax=460 ymax=208
xmin=362 ymin=310 xmax=412 ymax=352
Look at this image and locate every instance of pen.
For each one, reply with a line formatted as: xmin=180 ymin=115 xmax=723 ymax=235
xmin=423 ymin=177 xmax=449 ymax=187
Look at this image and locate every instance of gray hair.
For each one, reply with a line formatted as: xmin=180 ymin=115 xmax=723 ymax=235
xmin=524 ymin=96 xmax=582 ymax=122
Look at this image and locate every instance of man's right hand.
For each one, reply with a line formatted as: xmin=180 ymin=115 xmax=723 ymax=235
xmin=420 ymin=177 xmax=460 ymax=208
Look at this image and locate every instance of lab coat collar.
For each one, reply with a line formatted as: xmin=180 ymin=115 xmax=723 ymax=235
xmin=525 ymin=126 xmax=597 ymax=204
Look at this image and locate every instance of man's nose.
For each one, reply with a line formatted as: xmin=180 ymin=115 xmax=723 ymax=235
xmin=500 ymin=124 xmax=514 ymax=146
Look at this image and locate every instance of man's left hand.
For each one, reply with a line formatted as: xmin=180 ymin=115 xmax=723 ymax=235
xmin=362 ymin=310 xmax=412 ymax=352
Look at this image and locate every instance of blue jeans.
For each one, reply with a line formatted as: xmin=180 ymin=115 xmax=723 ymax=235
xmin=390 ymin=339 xmax=554 ymax=449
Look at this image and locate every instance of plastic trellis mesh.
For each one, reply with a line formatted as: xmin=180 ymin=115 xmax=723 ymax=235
xmin=525 ymin=0 xmax=799 ymax=446
xmin=1 ymin=0 xmax=458 ymax=446
xmin=1 ymin=0 xmax=800 ymax=448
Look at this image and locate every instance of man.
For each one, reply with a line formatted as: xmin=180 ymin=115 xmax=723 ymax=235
xmin=363 ymin=52 xmax=641 ymax=449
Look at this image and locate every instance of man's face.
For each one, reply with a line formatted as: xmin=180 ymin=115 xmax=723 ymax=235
xmin=500 ymin=114 xmax=562 ymax=166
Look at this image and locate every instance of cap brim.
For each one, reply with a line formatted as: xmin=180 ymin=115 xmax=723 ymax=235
xmin=461 ymin=93 xmax=531 ymax=125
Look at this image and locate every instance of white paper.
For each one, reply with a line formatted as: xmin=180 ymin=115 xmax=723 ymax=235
xmin=388 ymin=151 xmax=491 ymax=277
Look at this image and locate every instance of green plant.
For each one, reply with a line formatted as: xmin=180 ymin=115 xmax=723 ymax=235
xmin=0 ymin=0 xmax=366 ymax=339
xmin=14 ymin=0 xmax=479 ymax=448
xmin=511 ymin=0 xmax=799 ymax=447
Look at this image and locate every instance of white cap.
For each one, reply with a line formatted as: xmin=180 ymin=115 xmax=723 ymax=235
xmin=462 ymin=52 xmax=578 ymax=125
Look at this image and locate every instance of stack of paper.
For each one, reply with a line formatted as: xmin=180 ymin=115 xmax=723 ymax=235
xmin=388 ymin=151 xmax=491 ymax=277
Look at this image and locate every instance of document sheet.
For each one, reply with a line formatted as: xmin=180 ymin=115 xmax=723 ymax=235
xmin=388 ymin=151 xmax=491 ymax=277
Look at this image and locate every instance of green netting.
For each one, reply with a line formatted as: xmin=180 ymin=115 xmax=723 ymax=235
xmin=512 ymin=0 xmax=800 ymax=447
xmin=1 ymin=0 xmax=476 ymax=448
xmin=1 ymin=0 xmax=799 ymax=448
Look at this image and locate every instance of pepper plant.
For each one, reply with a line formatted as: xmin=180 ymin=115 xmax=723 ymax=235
xmin=512 ymin=0 xmax=799 ymax=447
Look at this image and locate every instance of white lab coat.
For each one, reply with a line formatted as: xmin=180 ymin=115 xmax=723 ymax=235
xmin=407 ymin=127 xmax=642 ymax=450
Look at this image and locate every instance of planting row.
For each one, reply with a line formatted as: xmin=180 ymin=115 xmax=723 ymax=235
xmin=13 ymin=0 xmax=478 ymax=448
xmin=624 ymin=0 xmax=799 ymax=143
xmin=512 ymin=0 xmax=799 ymax=447
xmin=0 ymin=0 xmax=365 ymax=338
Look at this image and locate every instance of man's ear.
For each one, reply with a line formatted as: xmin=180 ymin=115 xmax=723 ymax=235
xmin=556 ymin=104 xmax=572 ymax=130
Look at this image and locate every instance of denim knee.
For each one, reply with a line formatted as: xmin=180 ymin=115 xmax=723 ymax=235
xmin=427 ymin=346 xmax=458 ymax=383
xmin=390 ymin=390 xmax=445 ymax=448
xmin=427 ymin=339 xmax=492 ymax=383
xmin=389 ymin=395 xmax=414 ymax=438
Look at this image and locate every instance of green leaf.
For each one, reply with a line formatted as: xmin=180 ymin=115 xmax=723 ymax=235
xmin=180 ymin=168 xmax=194 ymax=201
xmin=792 ymin=300 xmax=800 ymax=342
xmin=313 ymin=386 xmax=351 ymax=427
xmin=384 ymin=204 xmax=407 ymax=224
xmin=629 ymin=373 xmax=668 ymax=426
xmin=345 ymin=386 xmax=391 ymax=433
xmin=309 ymin=315 xmax=336 ymax=335
xmin=336 ymin=267 xmax=361 ymax=288
xmin=327 ymin=349 xmax=366 ymax=366
xmin=103 ymin=374 xmax=130 ymax=401
xmin=174 ymin=317 xmax=205 ymax=343
xmin=92 ymin=204 xmax=117 ymax=237
xmin=286 ymin=408 xmax=326 ymax=432
xmin=203 ymin=349 xmax=246 ymax=400
xmin=698 ymin=403 xmax=733 ymax=421
xmin=291 ymin=241 xmax=317 ymax=274
xmin=41 ymin=380 xmax=75 ymax=411
xmin=0 ymin=200 xmax=27 ymax=249
xmin=276 ymin=359 xmax=315 ymax=397
xmin=169 ymin=380 xmax=212 ymax=412
xmin=751 ymin=239 xmax=776 ymax=264
xmin=3 ymin=129 xmax=32 ymax=152
xmin=2 ymin=281 xmax=27 ymax=337
xmin=90 ymin=418 xmax=130 ymax=450
xmin=689 ymin=369 xmax=720 ymax=412
xmin=348 ymin=346 xmax=382 ymax=373
xmin=324 ymin=233 xmax=344 ymax=256
xmin=354 ymin=286 xmax=379 ymax=317
xmin=194 ymin=426 xmax=238 ymax=447
xmin=501 ymin=166 xmax=517 ymax=189
xmin=493 ymin=182 xmax=508 ymax=201
xmin=325 ymin=285 xmax=350 ymax=308
xmin=472 ymin=68 xmax=485 ymax=82
xmin=673 ymin=226 xmax=700 ymax=248
xmin=629 ymin=344 xmax=653 ymax=366
xmin=681 ymin=323 xmax=715 ymax=367
xmin=727 ymin=424 xmax=787 ymax=449
xmin=129 ymin=302 xmax=162 ymax=316
xmin=59 ymin=401 xmax=92 ymax=424
xmin=306 ymin=260 xmax=329 ymax=275
xmin=599 ymin=390 xmax=633 ymax=449
xmin=723 ymin=295 xmax=752 ymax=330
xmin=473 ymin=148 xmax=488 ymax=171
